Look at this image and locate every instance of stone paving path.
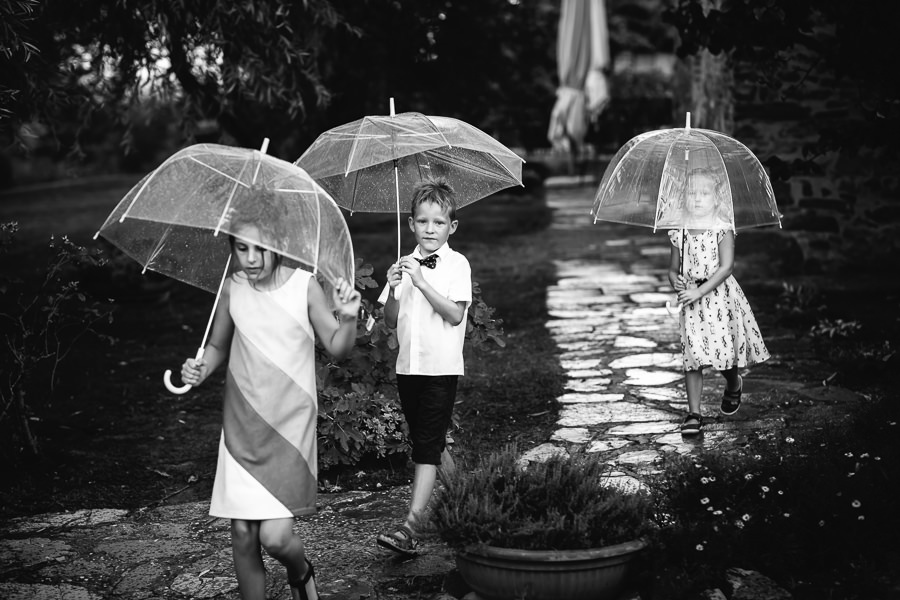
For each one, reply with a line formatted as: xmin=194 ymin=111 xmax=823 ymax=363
xmin=519 ymin=179 xmax=804 ymax=491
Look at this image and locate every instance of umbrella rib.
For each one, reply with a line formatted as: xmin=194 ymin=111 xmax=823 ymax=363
xmin=343 ymin=117 xmax=374 ymax=178
xmin=214 ymin=155 xmax=253 ymax=236
xmin=187 ymin=156 xmax=252 ymax=188
xmin=314 ymin=188 xmax=322 ymax=275
xmin=272 ymin=188 xmax=318 ymax=194
xmin=118 ymin=165 xmax=163 ymax=223
xmin=698 ymin=132 xmax=735 ymax=232
xmin=425 ymin=117 xmax=452 ymax=148
xmin=708 ymin=132 xmax=782 ymax=230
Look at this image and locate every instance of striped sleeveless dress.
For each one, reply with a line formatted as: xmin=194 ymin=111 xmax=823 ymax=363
xmin=209 ymin=268 xmax=318 ymax=519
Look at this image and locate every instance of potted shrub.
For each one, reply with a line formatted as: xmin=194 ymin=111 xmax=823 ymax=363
xmin=431 ymin=445 xmax=653 ymax=600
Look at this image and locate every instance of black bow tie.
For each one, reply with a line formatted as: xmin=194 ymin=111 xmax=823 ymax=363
xmin=416 ymin=254 xmax=438 ymax=269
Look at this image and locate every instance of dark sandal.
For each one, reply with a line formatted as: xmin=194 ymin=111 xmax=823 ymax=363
xmin=681 ymin=413 xmax=702 ymax=436
xmin=376 ymin=523 xmax=419 ymax=556
xmin=720 ymin=376 xmax=743 ymax=415
xmin=289 ymin=557 xmax=317 ymax=600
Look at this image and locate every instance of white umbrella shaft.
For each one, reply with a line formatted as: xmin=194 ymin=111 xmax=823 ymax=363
xmin=163 ymin=255 xmax=232 ymax=395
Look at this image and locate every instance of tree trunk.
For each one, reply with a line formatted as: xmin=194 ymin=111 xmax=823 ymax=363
xmin=687 ymin=0 xmax=735 ymax=133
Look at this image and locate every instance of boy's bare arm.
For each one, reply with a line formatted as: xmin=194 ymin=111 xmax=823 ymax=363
xmin=383 ymin=291 xmax=399 ymax=329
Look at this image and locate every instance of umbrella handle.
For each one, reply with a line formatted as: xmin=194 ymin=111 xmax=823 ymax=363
xmin=665 ymin=299 xmax=682 ymax=315
xmin=163 ymin=370 xmax=192 ymax=395
xmin=163 ymin=348 xmax=205 ymax=395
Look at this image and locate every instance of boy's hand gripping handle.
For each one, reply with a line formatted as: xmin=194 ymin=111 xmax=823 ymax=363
xmin=163 ymin=347 xmax=205 ymax=395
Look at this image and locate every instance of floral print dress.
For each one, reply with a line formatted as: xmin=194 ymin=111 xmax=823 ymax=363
xmin=669 ymin=229 xmax=770 ymax=371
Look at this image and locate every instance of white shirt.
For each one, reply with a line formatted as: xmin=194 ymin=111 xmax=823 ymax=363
xmin=378 ymin=243 xmax=472 ymax=375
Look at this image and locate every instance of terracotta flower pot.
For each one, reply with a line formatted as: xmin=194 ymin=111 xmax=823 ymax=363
xmin=455 ymin=539 xmax=646 ymax=600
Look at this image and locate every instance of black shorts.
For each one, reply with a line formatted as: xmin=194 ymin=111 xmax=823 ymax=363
xmin=396 ymin=374 xmax=458 ymax=466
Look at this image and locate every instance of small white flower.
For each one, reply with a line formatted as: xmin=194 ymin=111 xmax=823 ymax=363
xmin=713 ymin=510 xmax=723 ymax=515
xmin=696 ymin=544 xmax=704 ymax=551
xmin=744 ymin=473 xmax=754 ymax=481
xmin=818 ymin=520 xmax=826 ymax=527
xmin=742 ymin=514 xmax=751 ymax=522
xmin=858 ymin=515 xmax=865 ymax=521
xmin=852 ymin=500 xmax=862 ymax=508
xmin=845 ymin=452 xmax=854 ymax=458
xmin=860 ymin=453 xmax=869 ymax=458
xmin=700 ymin=497 xmax=710 ymax=505
xmin=778 ymin=490 xmax=784 ymax=495
xmin=783 ymin=513 xmax=791 ymax=518
xmin=700 ymin=477 xmax=709 ymax=484
xmin=709 ymin=476 xmax=717 ymax=482
xmin=735 ymin=521 xmax=745 ymax=529
xmin=761 ymin=486 xmax=770 ymax=493
xmin=875 ymin=456 xmax=882 ymax=461
xmin=785 ymin=437 xmax=795 ymax=443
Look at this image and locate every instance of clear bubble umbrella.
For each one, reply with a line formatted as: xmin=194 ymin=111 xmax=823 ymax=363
xmin=296 ymin=98 xmax=525 ymax=261
xmin=94 ymin=139 xmax=354 ymax=393
xmin=591 ymin=113 xmax=782 ymax=312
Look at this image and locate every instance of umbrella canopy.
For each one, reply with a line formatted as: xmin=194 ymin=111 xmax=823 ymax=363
xmin=95 ymin=141 xmax=354 ymax=394
xmin=591 ymin=113 xmax=782 ymax=232
xmin=296 ymin=111 xmax=524 ymax=214
xmin=547 ymin=0 xmax=611 ymax=153
xmin=97 ymin=142 xmax=354 ymax=293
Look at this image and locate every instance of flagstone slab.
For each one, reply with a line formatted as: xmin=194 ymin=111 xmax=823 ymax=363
xmin=559 ymin=359 xmax=610 ymax=373
xmin=558 ymin=392 xmax=625 ymax=404
xmin=608 ymin=352 xmax=681 ymax=370
xmin=608 ymin=422 xmax=680 ymax=435
xmin=551 ymin=427 xmax=592 ymax=443
xmin=622 ymin=368 xmax=683 ymax=386
xmin=565 ymin=378 xmax=612 ymax=392
xmin=613 ymin=336 xmax=658 ymax=348
xmin=586 ymin=439 xmax=632 ymax=453
xmin=558 ymin=402 xmax=674 ymax=426
xmin=629 ymin=292 xmax=674 ymax=304
xmin=631 ymin=386 xmax=683 ymax=402
xmin=613 ymin=449 xmax=662 ymax=465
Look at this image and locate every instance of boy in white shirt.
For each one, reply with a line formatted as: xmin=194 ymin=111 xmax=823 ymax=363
xmin=376 ymin=177 xmax=472 ymax=555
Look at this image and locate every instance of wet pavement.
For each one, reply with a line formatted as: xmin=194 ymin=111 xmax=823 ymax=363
xmin=0 ymin=177 xmax=866 ymax=599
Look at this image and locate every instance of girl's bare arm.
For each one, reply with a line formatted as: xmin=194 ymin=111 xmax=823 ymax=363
xmin=308 ymin=277 xmax=360 ymax=360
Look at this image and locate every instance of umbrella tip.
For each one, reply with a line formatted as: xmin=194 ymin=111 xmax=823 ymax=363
xmin=686 ymin=112 xmax=691 ymax=130
xmin=389 ymin=97 xmax=395 ymax=116
xmin=260 ymin=138 xmax=270 ymax=155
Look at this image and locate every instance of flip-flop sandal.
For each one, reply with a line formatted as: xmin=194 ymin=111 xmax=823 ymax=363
xmin=720 ymin=376 xmax=743 ymax=415
xmin=376 ymin=523 xmax=419 ymax=556
xmin=681 ymin=413 xmax=702 ymax=436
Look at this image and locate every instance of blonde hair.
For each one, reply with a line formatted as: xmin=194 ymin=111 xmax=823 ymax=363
xmin=686 ymin=167 xmax=733 ymax=225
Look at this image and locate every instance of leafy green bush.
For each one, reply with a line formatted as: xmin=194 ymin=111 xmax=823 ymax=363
xmin=645 ymin=394 xmax=900 ymax=599
xmin=432 ymin=444 xmax=654 ymax=551
xmin=314 ymin=257 xmax=505 ymax=468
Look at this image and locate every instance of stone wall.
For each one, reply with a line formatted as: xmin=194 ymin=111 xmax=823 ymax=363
xmin=727 ymin=24 xmax=900 ymax=279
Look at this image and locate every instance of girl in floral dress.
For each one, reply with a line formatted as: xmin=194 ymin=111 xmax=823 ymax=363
xmin=667 ymin=168 xmax=770 ymax=435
